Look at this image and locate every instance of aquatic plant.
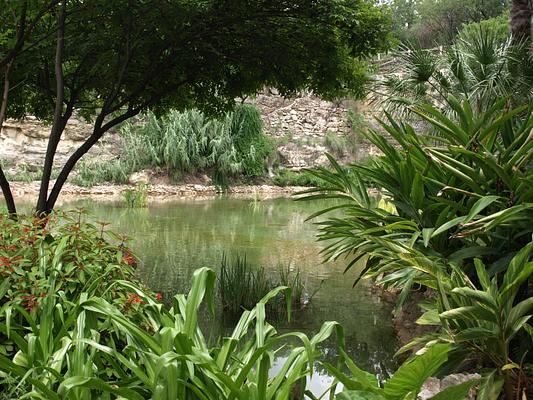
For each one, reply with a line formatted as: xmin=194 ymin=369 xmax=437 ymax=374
xmin=122 ymin=183 xmax=150 ymax=208
xmin=218 ymin=253 xmax=277 ymax=315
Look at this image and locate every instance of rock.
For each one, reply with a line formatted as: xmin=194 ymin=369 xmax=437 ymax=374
xmin=418 ymin=377 xmax=441 ymax=400
xmin=418 ymin=374 xmax=481 ymax=400
xmin=129 ymin=170 xmax=151 ymax=184
xmin=441 ymin=373 xmax=481 ymax=390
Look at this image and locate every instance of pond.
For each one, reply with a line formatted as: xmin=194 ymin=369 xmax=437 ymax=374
xmin=5 ymin=195 xmax=398 ymax=395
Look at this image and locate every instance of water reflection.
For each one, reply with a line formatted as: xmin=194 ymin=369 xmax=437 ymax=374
xmin=3 ymin=196 xmax=398 ymax=394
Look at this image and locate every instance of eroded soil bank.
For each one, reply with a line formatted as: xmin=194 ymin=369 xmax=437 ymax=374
xmin=8 ymin=181 xmax=309 ymax=203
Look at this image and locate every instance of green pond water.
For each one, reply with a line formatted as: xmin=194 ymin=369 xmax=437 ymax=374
xmin=5 ymin=196 xmax=398 ymax=394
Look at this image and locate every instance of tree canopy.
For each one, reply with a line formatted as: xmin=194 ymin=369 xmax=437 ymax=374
xmin=0 ymin=0 xmax=392 ymax=214
xmin=387 ymin=0 xmax=509 ymax=46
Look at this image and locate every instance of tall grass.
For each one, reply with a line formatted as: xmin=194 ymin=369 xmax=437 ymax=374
xmin=219 ymin=254 xmax=276 ymax=314
xmin=72 ymin=105 xmax=273 ymax=187
xmin=218 ymin=254 xmax=315 ymax=315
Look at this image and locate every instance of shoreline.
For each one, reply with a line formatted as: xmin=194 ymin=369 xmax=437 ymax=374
xmin=8 ymin=181 xmax=310 ymax=203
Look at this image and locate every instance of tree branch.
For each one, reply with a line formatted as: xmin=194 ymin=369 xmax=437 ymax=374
xmin=36 ymin=0 xmax=68 ymax=214
xmin=45 ymin=105 xmax=140 ymax=211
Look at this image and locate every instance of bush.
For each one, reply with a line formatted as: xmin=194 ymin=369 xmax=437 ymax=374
xmin=72 ymin=105 xmax=274 ymax=187
xmin=301 ymin=98 xmax=533 ymax=399
xmin=0 ymin=214 xmax=339 ymax=398
xmin=273 ymin=169 xmax=326 ymax=187
xmin=0 ymin=210 xmax=148 ymax=321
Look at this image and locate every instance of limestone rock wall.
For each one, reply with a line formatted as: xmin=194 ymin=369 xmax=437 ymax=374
xmin=0 ymin=117 xmax=116 ymax=170
xmin=0 ymin=91 xmax=382 ymax=173
xmin=247 ymin=89 xmax=377 ymax=169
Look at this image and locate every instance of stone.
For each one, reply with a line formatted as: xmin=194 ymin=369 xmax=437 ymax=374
xmin=129 ymin=170 xmax=151 ymax=184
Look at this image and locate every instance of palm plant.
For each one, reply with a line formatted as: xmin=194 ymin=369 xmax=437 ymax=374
xmin=373 ymin=26 xmax=533 ymax=116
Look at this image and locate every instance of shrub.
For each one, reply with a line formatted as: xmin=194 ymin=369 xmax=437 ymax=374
xmin=273 ymin=169 xmax=326 ymax=187
xmin=72 ymin=105 xmax=274 ymax=187
xmin=374 ymin=25 xmax=533 ymax=116
xmin=300 ymin=98 xmax=533 ymax=399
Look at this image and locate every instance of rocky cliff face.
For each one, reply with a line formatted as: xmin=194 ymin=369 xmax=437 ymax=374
xmin=0 ymin=117 xmax=116 ymax=172
xmin=0 ymin=91 xmax=382 ymax=175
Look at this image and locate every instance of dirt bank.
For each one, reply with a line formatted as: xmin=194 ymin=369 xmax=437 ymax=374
xmin=8 ymin=181 xmax=309 ymax=203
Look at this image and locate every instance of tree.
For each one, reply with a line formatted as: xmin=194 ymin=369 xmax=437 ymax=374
xmin=510 ymin=0 xmax=532 ymax=44
xmin=391 ymin=0 xmax=509 ymax=46
xmin=0 ymin=0 xmax=392 ymax=215
xmin=0 ymin=0 xmax=60 ymax=216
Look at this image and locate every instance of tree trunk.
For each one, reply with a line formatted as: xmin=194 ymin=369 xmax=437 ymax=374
xmin=45 ymin=107 xmax=140 ymax=213
xmin=36 ymin=0 xmax=67 ymax=215
xmin=511 ymin=0 xmax=532 ymax=45
xmin=0 ymin=62 xmax=17 ymax=216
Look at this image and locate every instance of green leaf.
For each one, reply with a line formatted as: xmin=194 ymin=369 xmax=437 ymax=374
xmin=500 ymin=242 xmax=533 ymax=303
xmin=410 ymin=172 xmax=425 ymax=210
xmin=383 ymin=343 xmax=452 ymax=399
xmin=336 ymin=391 xmax=388 ymax=400
xmin=464 ymin=196 xmax=501 ymax=223
xmin=440 ymin=306 xmax=497 ymax=324
xmin=431 ymin=216 xmax=466 ymax=238
xmin=428 ymin=379 xmax=479 ymax=400
xmin=416 ymin=309 xmax=441 ymax=326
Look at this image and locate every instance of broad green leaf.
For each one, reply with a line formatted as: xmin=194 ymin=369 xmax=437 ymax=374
xmin=336 ymin=391 xmax=388 ymax=400
xmin=428 ymin=379 xmax=479 ymax=400
xmin=383 ymin=343 xmax=452 ymax=399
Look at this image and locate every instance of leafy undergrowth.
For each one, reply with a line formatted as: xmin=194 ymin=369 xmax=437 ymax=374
xmin=0 ymin=211 xmax=500 ymax=399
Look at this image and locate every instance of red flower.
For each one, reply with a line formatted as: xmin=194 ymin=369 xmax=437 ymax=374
xmin=21 ymin=294 xmax=38 ymax=312
xmin=126 ymin=293 xmax=143 ymax=304
xmin=155 ymin=293 xmax=163 ymax=301
xmin=22 ymin=226 xmax=31 ymax=234
xmin=123 ymin=253 xmax=136 ymax=266
xmin=0 ymin=257 xmax=11 ymax=267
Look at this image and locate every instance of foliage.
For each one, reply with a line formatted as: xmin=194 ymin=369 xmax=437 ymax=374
xmin=0 ymin=210 xmax=521 ymax=398
xmin=72 ymin=158 xmax=132 ymax=187
xmin=458 ymin=12 xmax=510 ymax=44
xmin=74 ymin=105 xmax=274 ymax=187
xmin=375 ymin=24 xmax=533 ymax=116
xmin=0 ymin=210 xmax=143 ymax=317
xmin=398 ymin=247 xmax=533 ymax=399
xmin=0 ymin=242 xmax=341 ymax=399
xmin=299 ymin=99 xmax=533 ymax=398
xmin=388 ymin=0 xmax=508 ymax=46
xmin=0 ymin=162 xmax=60 ymax=183
xmin=231 ymin=105 xmax=275 ymax=177
xmin=301 ymin=98 xmax=533 ymax=293
xmin=218 ymin=254 xmax=310 ymax=316
xmin=122 ymin=183 xmax=150 ymax=208
xmin=330 ymin=343 xmax=484 ymax=400
xmin=0 ymin=0 xmax=393 ymax=214
xmin=273 ymin=169 xmax=327 ymax=187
